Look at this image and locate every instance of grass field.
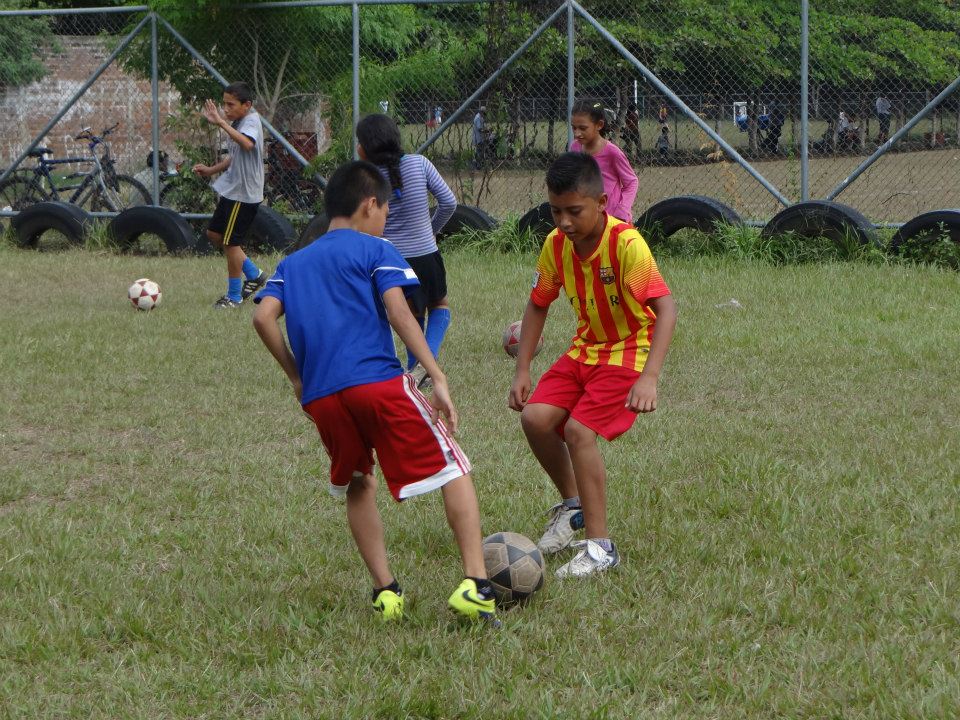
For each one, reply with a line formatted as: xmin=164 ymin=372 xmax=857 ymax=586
xmin=2 ymin=244 xmax=959 ymax=718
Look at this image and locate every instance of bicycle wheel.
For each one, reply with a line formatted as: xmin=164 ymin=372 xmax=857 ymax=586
xmin=0 ymin=174 xmax=46 ymax=211
xmin=91 ymin=175 xmax=150 ymax=212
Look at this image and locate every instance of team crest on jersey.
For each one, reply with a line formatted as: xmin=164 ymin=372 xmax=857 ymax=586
xmin=598 ymin=266 xmax=615 ymax=284
xmin=532 ymin=271 xmax=541 ymax=288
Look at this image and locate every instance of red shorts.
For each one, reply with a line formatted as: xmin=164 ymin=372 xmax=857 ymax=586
xmin=303 ymin=374 xmax=471 ymax=501
xmin=528 ymin=354 xmax=641 ymax=441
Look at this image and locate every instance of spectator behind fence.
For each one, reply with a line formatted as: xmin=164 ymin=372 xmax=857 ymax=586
xmin=876 ymin=95 xmax=892 ymax=143
xmin=621 ymin=102 xmax=640 ymax=157
xmin=656 ymin=125 xmax=670 ymax=157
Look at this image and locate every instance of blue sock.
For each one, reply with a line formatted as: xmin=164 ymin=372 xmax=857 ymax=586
xmin=424 ymin=308 xmax=451 ymax=360
xmin=227 ymin=277 xmax=242 ymax=302
xmin=406 ymin=315 xmax=426 ymax=370
xmin=242 ymin=258 xmax=261 ymax=280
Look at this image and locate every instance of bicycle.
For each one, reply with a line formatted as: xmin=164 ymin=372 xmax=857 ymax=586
xmin=0 ymin=123 xmax=150 ymax=213
xmin=263 ymin=138 xmax=323 ymax=214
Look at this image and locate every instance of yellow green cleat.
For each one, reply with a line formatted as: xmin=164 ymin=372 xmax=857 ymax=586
xmin=372 ymin=589 xmax=404 ymax=622
xmin=447 ymin=578 xmax=500 ymax=627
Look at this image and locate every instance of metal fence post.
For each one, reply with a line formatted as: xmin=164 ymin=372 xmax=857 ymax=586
xmin=353 ymin=2 xmax=360 ymax=160
xmin=150 ymin=12 xmax=161 ymax=205
xmin=567 ymin=0 xmax=575 ymax=148
xmin=800 ymin=0 xmax=809 ymax=202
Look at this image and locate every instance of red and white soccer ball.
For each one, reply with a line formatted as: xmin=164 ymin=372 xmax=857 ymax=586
xmin=502 ymin=320 xmax=544 ymax=358
xmin=128 ymin=278 xmax=162 ymax=311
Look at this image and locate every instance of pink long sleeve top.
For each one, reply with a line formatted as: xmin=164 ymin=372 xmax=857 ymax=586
xmin=570 ymin=140 xmax=639 ymax=222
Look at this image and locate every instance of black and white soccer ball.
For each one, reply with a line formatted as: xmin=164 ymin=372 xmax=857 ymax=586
xmin=482 ymin=531 xmax=545 ymax=606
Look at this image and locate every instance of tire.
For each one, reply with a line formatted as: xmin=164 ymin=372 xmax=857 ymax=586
xmin=636 ymin=195 xmax=742 ymax=245
xmin=889 ymin=209 xmax=960 ymax=256
xmin=517 ymin=202 xmax=554 ymax=239
xmin=0 ymin=174 xmax=46 ymax=211
xmin=437 ymin=204 xmax=498 ymax=239
xmin=246 ymin=205 xmax=296 ymax=253
xmin=11 ymin=201 xmax=90 ymax=249
xmin=91 ymin=174 xmax=151 ymax=212
xmin=761 ymin=200 xmax=877 ymax=246
xmin=287 ymin=212 xmax=329 ymax=255
xmin=109 ymin=205 xmax=197 ymax=255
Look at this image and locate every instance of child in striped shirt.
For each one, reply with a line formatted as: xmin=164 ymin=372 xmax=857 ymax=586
xmin=356 ymin=114 xmax=458 ymax=386
xmin=508 ymin=152 xmax=677 ymax=579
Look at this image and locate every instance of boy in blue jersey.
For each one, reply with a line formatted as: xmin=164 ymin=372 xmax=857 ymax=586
xmin=252 ymin=161 xmax=498 ymax=625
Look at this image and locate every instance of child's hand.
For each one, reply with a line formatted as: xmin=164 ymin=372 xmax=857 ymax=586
xmin=625 ymin=375 xmax=658 ymax=413
xmin=508 ymin=369 xmax=531 ymax=412
xmin=192 ymin=163 xmax=213 ymax=177
xmin=200 ymin=99 xmax=224 ymax=126
xmin=428 ymin=377 xmax=459 ymax=433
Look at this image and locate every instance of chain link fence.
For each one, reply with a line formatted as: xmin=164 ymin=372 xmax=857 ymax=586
xmin=1 ymin=0 xmax=958 ymax=229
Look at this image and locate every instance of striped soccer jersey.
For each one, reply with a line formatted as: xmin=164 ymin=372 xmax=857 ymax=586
xmin=530 ymin=214 xmax=670 ymax=372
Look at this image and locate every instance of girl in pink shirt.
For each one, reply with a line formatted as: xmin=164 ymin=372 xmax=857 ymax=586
xmin=569 ymin=100 xmax=639 ymax=222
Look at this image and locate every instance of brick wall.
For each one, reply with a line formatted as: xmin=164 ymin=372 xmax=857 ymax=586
xmin=1 ymin=36 xmax=183 ymax=174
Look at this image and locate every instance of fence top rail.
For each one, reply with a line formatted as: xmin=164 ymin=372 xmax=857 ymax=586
xmin=0 ymin=6 xmax=148 ymax=16
xmin=240 ymin=0 xmax=504 ymax=7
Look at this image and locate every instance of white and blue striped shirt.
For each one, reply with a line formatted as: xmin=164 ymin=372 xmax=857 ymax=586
xmin=378 ymin=154 xmax=457 ymax=258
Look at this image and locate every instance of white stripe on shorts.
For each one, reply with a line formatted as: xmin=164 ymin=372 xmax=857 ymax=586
xmin=398 ymin=373 xmax=472 ymax=499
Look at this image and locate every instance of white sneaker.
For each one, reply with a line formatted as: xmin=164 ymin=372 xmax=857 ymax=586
xmin=537 ymin=503 xmax=584 ymax=554
xmin=555 ymin=539 xmax=620 ymax=578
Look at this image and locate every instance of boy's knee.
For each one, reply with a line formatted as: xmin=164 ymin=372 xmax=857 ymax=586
xmin=520 ymin=405 xmax=554 ymax=436
xmin=563 ymin=418 xmax=597 ymax=448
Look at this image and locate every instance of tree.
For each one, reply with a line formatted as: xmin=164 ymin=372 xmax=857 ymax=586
xmin=0 ymin=1 xmax=52 ymax=92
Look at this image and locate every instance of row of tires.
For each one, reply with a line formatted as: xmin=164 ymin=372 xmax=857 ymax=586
xmin=519 ymin=196 xmax=960 ymax=255
xmin=7 ymin=202 xmax=498 ymax=255
xmin=6 ymin=196 xmax=959 ymax=257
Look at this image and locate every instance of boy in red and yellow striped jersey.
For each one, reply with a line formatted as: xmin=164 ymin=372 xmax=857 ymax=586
xmin=509 ymin=152 xmax=677 ymax=578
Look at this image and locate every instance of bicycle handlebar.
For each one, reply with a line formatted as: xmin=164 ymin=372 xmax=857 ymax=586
xmin=74 ymin=122 xmax=120 ymax=142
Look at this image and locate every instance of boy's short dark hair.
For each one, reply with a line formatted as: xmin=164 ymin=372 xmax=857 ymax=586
xmin=224 ymin=81 xmax=254 ymax=104
xmin=325 ymin=160 xmax=391 ymax=219
xmin=546 ymin=152 xmax=604 ymax=198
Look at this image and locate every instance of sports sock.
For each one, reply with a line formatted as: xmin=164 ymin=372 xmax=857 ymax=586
xmin=406 ymin=315 xmax=426 ymax=370
xmin=590 ymin=538 xmax=614 ymax=553
xmin=468 ymin=577 xmax=495 ymax=599
xmin=562 ymin=496 xmax=581 ymax=509
xmin=371 ymin=578 xmax=402 ymax=601
xmin=227 ymin=277 xmax=242 ymax=302
xmin=424 ymin=307 xmax=452 ymax=359
xmin=242 ymin=258 xmax=261 ymax=280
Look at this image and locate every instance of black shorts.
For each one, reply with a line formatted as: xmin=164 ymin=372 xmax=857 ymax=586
xmin=209 ymin=198 xmax=260 ymax=247
xmin=405 ymin=251 xmax=448 ymax=316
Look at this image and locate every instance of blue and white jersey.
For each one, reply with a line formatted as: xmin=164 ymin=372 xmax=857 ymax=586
xmin=378 ymin=154 xmax=457 ymax=258
xmin=255 ymin=228 xmax=420 ymax=404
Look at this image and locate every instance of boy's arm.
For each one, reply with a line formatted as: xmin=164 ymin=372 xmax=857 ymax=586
xmin=201 ymin=99 xmax=256 ymax=152
xmin=508 ymin=299 xmax=549 ymax=411
xmin=194 ymin=155 xmax=230 ymax=177
xmin=625 ymin=293 xmax=677 ymax=413
xmin=381 ymin=286 xmax=459 ymax=433
xmin=252 ymin=297 xmax=303 ymax=403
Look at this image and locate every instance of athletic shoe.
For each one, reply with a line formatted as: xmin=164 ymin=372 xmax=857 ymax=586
xmin=213 ymin=295 xmax=242 ymax=309
xmin=537 ymin=503 xmax=584 ymax=554
xmin=372 ymin=588 xmax=404 ymax=622
xmin=555 ymin=539 xmax=620 ymax=578
xmin=241 ymin=271 xmax=267 ymax=300
xmin=448 ymin=578 xmax=501 ymax=627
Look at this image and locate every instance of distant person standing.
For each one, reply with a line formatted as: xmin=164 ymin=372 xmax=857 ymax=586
xmin=876 ymin=95 xmax=892 ymax=143
xmin=621 ymin=103 xmax=641 ymax=158
xmin=656 ymin=125 xmax=670 ymax=157
xmin=472 ymin=105 xmax=490 ymax=168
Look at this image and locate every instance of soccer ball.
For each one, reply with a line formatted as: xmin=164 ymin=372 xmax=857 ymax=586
xmin=502 ymin=320 xmax=544 ymax=358
xmin=128 ymin=278 xmax=162 ymax=311
xmin=482 ymin=531 xmax=545 ymax=606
